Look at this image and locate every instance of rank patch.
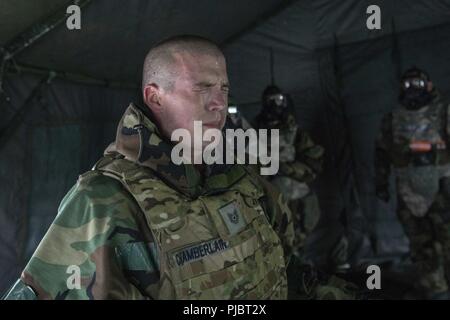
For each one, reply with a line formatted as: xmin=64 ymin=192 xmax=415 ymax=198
xmin=218 ymin=201 xmax=246 ymax=235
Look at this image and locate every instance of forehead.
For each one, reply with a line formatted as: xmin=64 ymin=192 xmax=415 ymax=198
xmin=174 ymin=51 xmax=228 ymax=81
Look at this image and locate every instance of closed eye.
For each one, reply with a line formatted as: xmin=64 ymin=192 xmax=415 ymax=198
xmin=194 ymin=82 xmax=214 ymax=89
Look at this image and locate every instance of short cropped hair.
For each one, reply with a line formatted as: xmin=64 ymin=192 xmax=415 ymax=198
xmin=142 ymin=35 xmax=223 ymax=92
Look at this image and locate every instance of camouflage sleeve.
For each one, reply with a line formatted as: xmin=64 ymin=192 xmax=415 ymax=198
xmin=279 ymin=129 xmax=325 ymax=184
xmin=375 ymin=112 xmax=393 ymax=191
xmin=255 ymin=174 xmax=296 ymax=264
xmin=3 ymin=173 xmax=159 ymax=300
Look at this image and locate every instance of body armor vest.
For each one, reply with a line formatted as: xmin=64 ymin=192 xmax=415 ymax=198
xmin=271 ymin=121 xmax=310 ymax=200
xmin=392 ymin=101 xmax=450 ymax=217
xmin=392 ymin=102 xmax=447 ymax=166
xmin=92 ymin=155 xmax=288 ymax=299
xmin=279 ymin=124 xmax=298 ymax=163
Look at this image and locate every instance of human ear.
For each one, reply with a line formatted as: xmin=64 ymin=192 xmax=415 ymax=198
xmin=143 ymin=83 xmax=162 ymax=110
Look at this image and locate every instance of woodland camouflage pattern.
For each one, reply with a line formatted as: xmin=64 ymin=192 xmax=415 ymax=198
xmin=253 ymin=111 xmax=361 ymax=299
xmin=255 ymin=112 xmax=324 ymax=255
xmin=276 ymin=115 xmax=324 ymax=187
xmin=375 ymin=91 xmax=450 ymax=296
xmin=3 ymin=103 xmax=295 ymax=300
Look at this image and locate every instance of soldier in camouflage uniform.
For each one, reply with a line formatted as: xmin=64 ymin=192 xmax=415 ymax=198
xmin=375 ymin=67 xmax=450 ymax=299
xmin=253 ymin=86 xmax=359 ymax=299
xmin=254 ymin=86 xmax=323 ymax=259
xmin=3 ymin=35 xmax=294 ymax=300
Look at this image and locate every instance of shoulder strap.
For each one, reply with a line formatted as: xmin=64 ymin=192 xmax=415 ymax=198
xmin=91 ymin=155 xmax=160 ymax=254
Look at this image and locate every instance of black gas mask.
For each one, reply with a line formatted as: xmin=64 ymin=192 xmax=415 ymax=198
xmin=262 ymin=85 xmax=287 ymax=119
xmin=399 ymin=67 xmax=433 ymax=110
xmin=265 ymin=93 xmax=286 ymax=115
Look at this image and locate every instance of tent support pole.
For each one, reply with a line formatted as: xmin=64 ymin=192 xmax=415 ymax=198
xmin=0 ymin=0 xmax=94 ymax=94
xmin=6 ymin=62 xmax=139 ymax=90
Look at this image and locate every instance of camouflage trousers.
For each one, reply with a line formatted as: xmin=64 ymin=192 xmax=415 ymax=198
xmin=286 ymin=193 xmax=363 ymax=300
xmin=287 ymin=255 xmax=361 ymax=300
xmin=289 ymin=192 xmax=321 ymax=254
xmin=396 ymin=176 xmax=450 ymax=296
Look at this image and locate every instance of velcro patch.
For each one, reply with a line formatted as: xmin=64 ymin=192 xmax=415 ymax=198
xmin=218 ymin=201 xmax=246 ymax=235
xmin=171 ymin=238 xmax=229 ymax=267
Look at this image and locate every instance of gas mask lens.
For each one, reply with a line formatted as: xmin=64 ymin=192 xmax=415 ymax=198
xmin=267 ymin=93 xmax=285 ymax=107
xmin=403 ymin=78 xmax=426 ymax=90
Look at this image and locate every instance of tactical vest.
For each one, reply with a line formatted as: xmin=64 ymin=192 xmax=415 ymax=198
xmin=391 ymin=102 xmax=450 ymax=167
xmin=91 ymin=155 xmax=288 ymax=299
xmin=279 ymin=124 xmax=298 ymax=163
xmin=391 ymin=102 xmax=450 ymax=217
xmin=272 ymin=123 xmax=311 ymax=200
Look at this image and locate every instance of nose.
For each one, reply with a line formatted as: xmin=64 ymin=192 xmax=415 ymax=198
xmin=207 ymin=88 xmax=227 ymax=112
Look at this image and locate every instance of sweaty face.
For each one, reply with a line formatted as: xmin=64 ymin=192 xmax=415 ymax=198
xmin=158 ymin=52 xmax=229 ymax=144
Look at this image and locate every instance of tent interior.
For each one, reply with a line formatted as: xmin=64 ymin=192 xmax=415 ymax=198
xmin=1 ymin=0 xmax=450 ymax=298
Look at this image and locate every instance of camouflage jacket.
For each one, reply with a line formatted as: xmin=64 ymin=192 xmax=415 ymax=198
xmin=255 ymin=112 xmax=324 ymax=185
xmin=4 ymin=103 xmax=294 ymax=300
xmin=375 ymin=92 xmax=450 ymax=191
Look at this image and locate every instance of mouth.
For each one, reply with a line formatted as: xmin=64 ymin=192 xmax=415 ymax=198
xmin=202 ymin=118 xmax=223 ymax=130
xmin=203 ymin=123 xmax=219 ymax=129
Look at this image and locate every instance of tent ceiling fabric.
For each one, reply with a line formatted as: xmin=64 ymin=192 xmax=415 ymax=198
xmin=1 ymin=0 xmax=284 ymax=84
xmin=224 ymin=0 xmax=317 ymax=107
xmin=314 ymin=0 xmax=450 ymax=47
xmin=1 ymin=0 xmax=448 ymax=103
xmin=0 ymin=0 xmax=71 ymax=45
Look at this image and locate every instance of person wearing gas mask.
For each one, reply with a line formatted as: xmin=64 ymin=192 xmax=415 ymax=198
xmin=254 ymin=85 xmax=361 ymax=299
xmin=375 ymin=67 xmax=450 ymax=299
xmin=254 ymin=85 xmax=323 ymax=258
